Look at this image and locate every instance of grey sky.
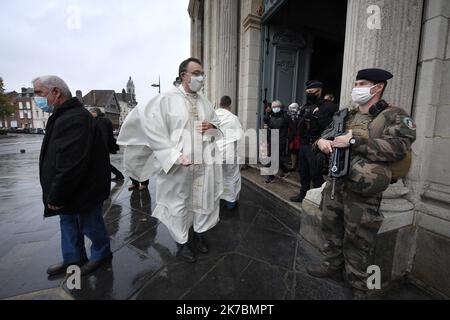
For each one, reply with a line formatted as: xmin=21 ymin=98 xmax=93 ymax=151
xmin=0 ymin=0 xmax=191 ymax=105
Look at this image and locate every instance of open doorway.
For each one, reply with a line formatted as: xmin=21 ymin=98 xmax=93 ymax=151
xmin=261 ymin=0 xmax=347 ymax=117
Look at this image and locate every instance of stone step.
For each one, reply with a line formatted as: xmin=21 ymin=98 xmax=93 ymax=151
xmin=241 ymin=165 xmax=303 ymax=215
xmin=246 ymin=163 xmax=301 ymax=189
xmin=242 ymin=165 xmax=417 ymax=289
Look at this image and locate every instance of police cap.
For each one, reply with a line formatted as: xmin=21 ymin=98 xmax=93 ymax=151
xmin=305 ymin=80 xmax=323 ymax=89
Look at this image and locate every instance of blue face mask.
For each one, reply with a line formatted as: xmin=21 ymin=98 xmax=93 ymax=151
xmin=33 ymin=95 xmax=54 ymax=113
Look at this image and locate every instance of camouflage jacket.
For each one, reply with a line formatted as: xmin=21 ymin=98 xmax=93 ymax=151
xmin=346 ymin=105 xmax=416 ymax=163
xmin=321 ymin=103 xmax=417 ymax=195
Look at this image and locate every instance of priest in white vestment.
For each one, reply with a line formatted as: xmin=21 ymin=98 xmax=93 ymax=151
xmin=215 ymin=96 xmax=244 ymax=210
xmin=117 ymin=58 xmax=223 ymax=263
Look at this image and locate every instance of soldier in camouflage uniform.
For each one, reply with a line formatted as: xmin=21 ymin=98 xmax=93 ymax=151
xmin=306 ymin=69 xmax=417 ymax=299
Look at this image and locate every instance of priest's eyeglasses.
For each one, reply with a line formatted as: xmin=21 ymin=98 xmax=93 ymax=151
xmin=186 ymin=71 xmax=206 ymax=78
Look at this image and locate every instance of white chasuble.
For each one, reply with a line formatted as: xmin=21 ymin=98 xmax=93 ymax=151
xmin=215 ymin=108 xmax=244 ymax=203
xmin=117 ymin=85 xmax=223 ymax=244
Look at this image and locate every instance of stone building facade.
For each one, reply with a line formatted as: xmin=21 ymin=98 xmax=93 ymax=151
xmin=189 ymin=0 xmax=450 ymax=297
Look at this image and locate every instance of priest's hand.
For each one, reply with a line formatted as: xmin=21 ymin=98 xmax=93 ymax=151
xmin=197 ymin=121 xmax=214 ymax=134
xmin=177 ymin=155 xmax=193 ymax=167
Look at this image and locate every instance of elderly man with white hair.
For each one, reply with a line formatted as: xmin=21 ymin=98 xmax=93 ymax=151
xmin=33 ymin=75 xmax=112 ymax=277
xmin=288 ymin=102 xmax=301 ymax=172
xmin=263 ymin=100 xmax=290 ymax=183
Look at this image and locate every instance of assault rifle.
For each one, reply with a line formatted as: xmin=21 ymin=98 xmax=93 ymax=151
xmin=322 ymin=109 xmax=351 ymax=200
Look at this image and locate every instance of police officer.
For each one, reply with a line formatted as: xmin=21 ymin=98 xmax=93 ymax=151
xmin=290 ymin=80 xmax=338 ymax=203
xmin=306 ymin=69 xmax=417 ymax=299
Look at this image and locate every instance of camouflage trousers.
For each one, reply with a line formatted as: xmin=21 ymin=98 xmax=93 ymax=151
xmin=320 ymin=180 xmax=383 ymax=291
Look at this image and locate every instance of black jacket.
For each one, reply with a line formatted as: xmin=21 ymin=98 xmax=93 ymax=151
xmin=297 ymin=99 xmax=338 ymax=139
xmin=96 ymin=116 xmax=118 ymax=154
xmin=39 ymin=98 xmax=111 ymax=217
xmin=264 ymin=110 xmax=290 ymax=143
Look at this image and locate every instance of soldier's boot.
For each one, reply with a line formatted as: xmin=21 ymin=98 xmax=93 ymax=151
xmin=306 ymin=262 xmax=343 ymax=279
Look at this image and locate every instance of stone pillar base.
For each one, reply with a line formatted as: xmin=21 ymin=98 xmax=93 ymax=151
xmin=300 ymin=181 xmax=416 ymax=286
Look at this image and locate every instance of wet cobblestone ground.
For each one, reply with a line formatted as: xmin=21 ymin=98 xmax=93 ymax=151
xmin=0 ymin=134 xmax=433 ymax=300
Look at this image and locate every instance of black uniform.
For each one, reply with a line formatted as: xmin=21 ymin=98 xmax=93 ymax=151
xmin=294 ymin=98 xmax=338 ymax=201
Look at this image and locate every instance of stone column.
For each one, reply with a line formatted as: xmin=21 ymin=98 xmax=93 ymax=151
xmin=188 ymin=0 xmax=203 ymax=59
xmin=338 ymin=1 xmax=424 ymax=267
xmin=340 ymin=0 xmax=424 ymax=113
xmin=216 ymin=0 xmax=240 ymax=112
xmin=238 ymin=0 xmax=263 ymax=130
xmin=302 ymin=0 xmax=425 ymax=287
xmin=202 ymin=0 xmax=219 ymax=104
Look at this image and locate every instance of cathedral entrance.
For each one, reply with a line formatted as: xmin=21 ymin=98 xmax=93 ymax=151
xmin=260 ymin=0 xmax=347 ymax=123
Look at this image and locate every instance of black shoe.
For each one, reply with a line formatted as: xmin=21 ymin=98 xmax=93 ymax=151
xmin=176 ymin=243 xmax=197 ymax=263
xmin=80 ymin=253 xmax=113 ymax=276
xmin=47 ymin=259 xmax=87 ymax=276
xmin=306 ymin=262 xmax=343 ymax=279
xmin=289 ymin=194 xmax=304 ymax=203
xmin=265 ymin=177 xmax=275 ymax=184
xmin=193 ymin=232 xmax=209 ymax=254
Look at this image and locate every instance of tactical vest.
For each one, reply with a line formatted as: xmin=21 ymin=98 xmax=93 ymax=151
xmin=347 ymin=106 xmax=412 ymax=182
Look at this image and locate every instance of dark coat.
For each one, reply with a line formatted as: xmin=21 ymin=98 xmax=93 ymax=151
xmin=264 ymin=110 xmax=290 ymax=144
xmin=96 ymin=116 xmax=119 ymax=154
xmin=297 ymin=99 xmax=338 ymax=140
xmin=39 ymin=98 xmax=111 ymax=217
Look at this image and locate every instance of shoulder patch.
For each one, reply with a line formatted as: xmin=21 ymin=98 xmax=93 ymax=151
xmin=402 ymin=117 xmax=416 ymax=130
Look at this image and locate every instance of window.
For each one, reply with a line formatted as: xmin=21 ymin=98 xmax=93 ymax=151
xmin=19 ymin=102 xmax=24 ymax=110
xmin=26 ymin=101 xmax=31 ymax=109
xmin=19 ymin=110 xmax=24 ymax=119
xmin=27 ymin=112 xmax=32 ymax=119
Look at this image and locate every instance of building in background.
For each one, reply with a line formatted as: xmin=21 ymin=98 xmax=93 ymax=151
xmin=117 ymin=77 xmax=138 ymax=127
xmin=2 ymin=88 xmax=49 ymax=130
xmin=116 ymin=89 xmax=137 ymax=128
xmin=80 ymin=77 xmax=137 ymax=129
xmin=189 ymin=0 xmax=450 ymax=297
xmin=82 ymin=90 xmax=121 ymax=129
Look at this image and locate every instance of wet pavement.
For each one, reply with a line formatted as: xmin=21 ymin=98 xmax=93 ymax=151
xmin=0 ymin=134 xmax=434 ymax=300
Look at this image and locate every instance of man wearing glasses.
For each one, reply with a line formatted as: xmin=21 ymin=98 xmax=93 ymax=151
xmin=118 ymin=58 xmax=223 ymax=263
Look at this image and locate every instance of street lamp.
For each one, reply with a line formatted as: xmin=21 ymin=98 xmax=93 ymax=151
xmin=151 ymin=75 xmax=161 ymax=94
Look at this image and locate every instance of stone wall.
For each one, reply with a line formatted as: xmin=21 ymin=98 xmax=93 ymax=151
xmin=409 ymin=0 xmax=450 ymax=298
